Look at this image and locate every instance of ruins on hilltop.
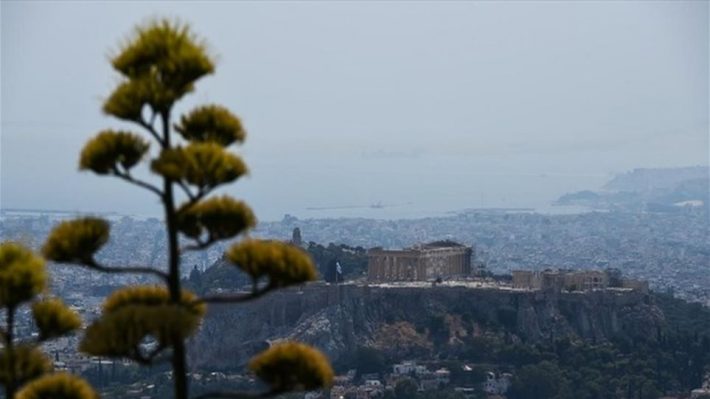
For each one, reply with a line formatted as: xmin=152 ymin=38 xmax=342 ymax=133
xmin=367 ymin=241 xmax=474 ymax=282
xmin=512 ymin=269 xmax=649 ymax=293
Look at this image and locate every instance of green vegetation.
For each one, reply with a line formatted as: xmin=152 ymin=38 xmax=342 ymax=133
xmin=334 ymin=291 xmax=710 ymax=399
xmin=42 ymin=19 xmax=332 ymax=399
xmin=185 ymin=241 xmax=368 ymax=293
xmin=655 ymin=292 xmax=710 ymax=336
xmin=385 ymin=378 xmax=468 ymax=399
xmin=305 ymin=242 xmax=368 ymax=282
xmin=351 ymin=347 xmax=388 ymax=376
xmin=334 ymin=327 xmax=708 ymax=399
xmin=394 ymin=378 xmax=419 ymax=398
xmin=0 ymin=242 xmax=93 ymax=398
xmin=460 ymin=327 xmax=709 ymax=398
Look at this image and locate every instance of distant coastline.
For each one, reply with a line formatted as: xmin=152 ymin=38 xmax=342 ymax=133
xmin=4 ymin=166 xmax=705 ymax=222
xmin=0 ymin=208 xmax=156 ymax=221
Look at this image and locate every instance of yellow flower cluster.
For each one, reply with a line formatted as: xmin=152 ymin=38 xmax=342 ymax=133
xmin=103 ymin=79 xmax=154 ymax=121
xmin=177 ymin=196 xmax=256 ymax=241
xmin=151 ymin=143 xmax=247 ymax=189
xmin=80 ymin=286 xmax=205 ymax=359
xmin=0 ymin=243 xmax=46 ymax=308
xmin=79 ymin=130 xmax=149 ymax=174
xmin=112 ymin=20 xmax=214 ymax=86
xmin=105 ymin=19 xmax=214 ymax=120
xmin=175 ymin=105 xmax=246 ymax=146
xmin=0 ymin=243 xmax=84 ymax=396
xmin=32 ymin=298 xmax=82 ymax=341
xmin=0 ymin=345 xmax=51 ymax=389
xmin=226 ymin=240 xmax=317 ymax=288
xmin=15 ymin=373 xmax=98 ymax=399
xmin=42 ymin=218 xmax=109 ymax=264
xmin=249 ymin=342 xmax=333 ymax=392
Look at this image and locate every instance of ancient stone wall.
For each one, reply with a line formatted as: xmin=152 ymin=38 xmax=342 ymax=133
xmin=513 ymin=269 xmax=615 ymax=292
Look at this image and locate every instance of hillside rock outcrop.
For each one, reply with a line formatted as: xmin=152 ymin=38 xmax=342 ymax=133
xmin=189 ymin=284 xmax=664 ymax=370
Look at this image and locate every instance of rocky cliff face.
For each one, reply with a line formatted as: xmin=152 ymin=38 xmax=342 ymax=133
xmin=189 ymin=284 xmax=664 ymax=370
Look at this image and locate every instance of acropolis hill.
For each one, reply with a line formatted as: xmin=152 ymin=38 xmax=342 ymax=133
xmin=190 ymin=281 xmax=662 ymax=370
xmin=186 ymin=239 xmax=657 ymax=369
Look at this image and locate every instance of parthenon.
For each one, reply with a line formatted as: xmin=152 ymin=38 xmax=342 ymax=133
xmin=367 ymin=241 xmax=473 ymax=282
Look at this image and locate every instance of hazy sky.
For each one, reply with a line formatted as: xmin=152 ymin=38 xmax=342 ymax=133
xmin=1 ymin=1 xmax=708 ymax=220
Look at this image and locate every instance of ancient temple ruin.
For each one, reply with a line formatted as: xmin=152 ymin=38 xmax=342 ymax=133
xmin=512 ymin=269 xmax=649 ymax=293
xmin=367 ymin=241 xmax=473 ymax=282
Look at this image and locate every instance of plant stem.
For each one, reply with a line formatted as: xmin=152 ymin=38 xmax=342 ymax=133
xmin=160 ymin=110 xmax=189 ymax=399
xmin=5 ymin=306 xmax=16 ymax=399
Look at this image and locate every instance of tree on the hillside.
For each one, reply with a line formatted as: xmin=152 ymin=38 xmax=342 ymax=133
xmin=352 ymin=346 xmax=387 ymax=376
xmin=508 ymin=361 xmax=565 ymax=399
xmin=42 ymin=20 xmax=332 ymax=399
xmin=0 ymin=242 xmax=94 ymax=398
xmin=394 ymin=378 xmax=419 ymax=399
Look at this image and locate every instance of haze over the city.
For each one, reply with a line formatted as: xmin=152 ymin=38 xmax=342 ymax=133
xmin=2 ymin=1 xmax=707 ymax=221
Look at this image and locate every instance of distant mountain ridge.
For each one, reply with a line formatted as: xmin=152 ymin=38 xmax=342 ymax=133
xmin=556 ymin=166 xmax=709 ymax=210
xmin=603 ymin=166 xmax=708 ymax=193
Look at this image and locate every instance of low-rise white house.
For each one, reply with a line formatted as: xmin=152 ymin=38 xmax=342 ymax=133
xmin=393 ymin=360 xmax=427 ymax=376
